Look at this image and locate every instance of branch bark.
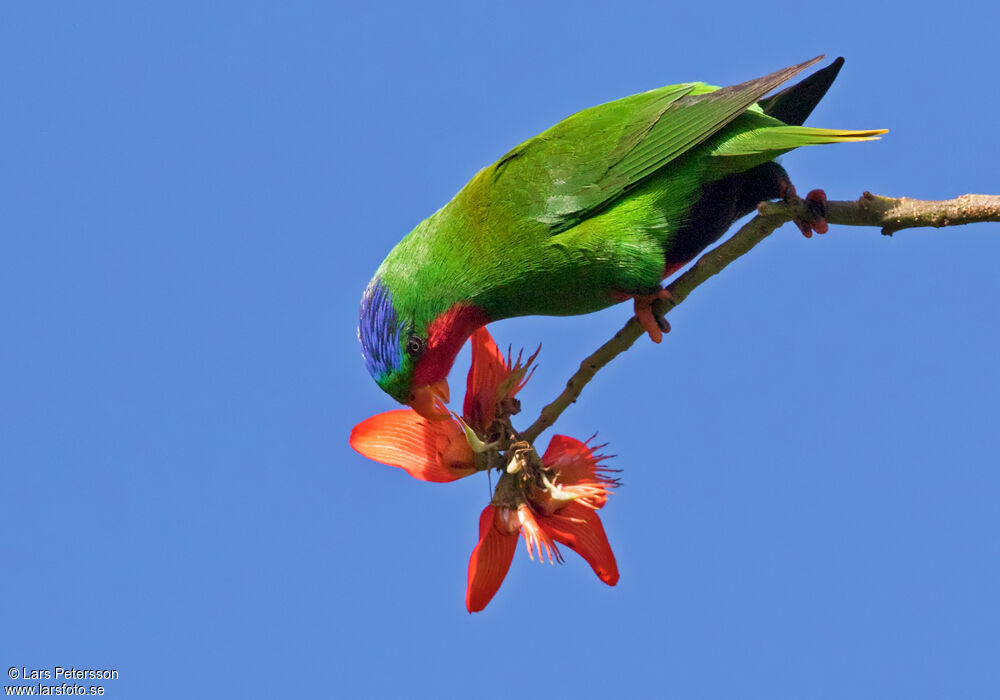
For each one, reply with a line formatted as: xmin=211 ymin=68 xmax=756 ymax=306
xmin=762 ymin=192 xmax=1000 ymax=236
xmin=519 ymin=192 xmax=1000 ymax=444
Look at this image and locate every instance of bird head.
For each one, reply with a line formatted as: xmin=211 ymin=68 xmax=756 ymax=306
xmin=358 ymin=277 xmax=486 ymax=419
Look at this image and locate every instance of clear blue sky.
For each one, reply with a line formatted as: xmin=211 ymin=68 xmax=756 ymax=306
xmin=3 ymin=2 xmax=998 ymax=698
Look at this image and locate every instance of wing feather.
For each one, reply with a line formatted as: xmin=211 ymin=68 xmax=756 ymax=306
xmin=489 ymin=57 xmax=825 ymax=233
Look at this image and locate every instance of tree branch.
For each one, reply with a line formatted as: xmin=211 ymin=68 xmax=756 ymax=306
xmin=519 ymin=192 xmax=1000 ymax=444
xmin=762 ymin=192 xmax=1000 ymax=236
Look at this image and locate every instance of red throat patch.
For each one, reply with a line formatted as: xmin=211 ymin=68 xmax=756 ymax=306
xmin=413 ymin=304 xmax=490 ymax=387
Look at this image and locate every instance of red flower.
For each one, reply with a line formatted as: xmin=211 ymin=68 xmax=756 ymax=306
xmin=463 ymin=328 xmax=537 ymax=436
xmin=466 ymin=435 xmax=619 ymax=613
xmin=351 ymin=328 xmax=620 ymax=613
xmin=350 ymin=327 xmax=532 ymax=481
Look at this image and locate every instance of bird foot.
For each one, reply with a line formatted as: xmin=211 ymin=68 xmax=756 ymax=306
xmin=633 ymin=288 xmax=673 ymax=343
xmin=779 ymin=182 xmax=828 ymax=238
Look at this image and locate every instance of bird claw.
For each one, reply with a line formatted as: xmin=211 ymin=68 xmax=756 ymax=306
xmin=633 ymin=288 xmax=673 ymax=343
xmin=781 ymin=182 xmax=830 ymax=238
xmin=800 ymin=189 xmax=828 ymax=237
xmin=780 ymin=182 xmax=828 ymax=238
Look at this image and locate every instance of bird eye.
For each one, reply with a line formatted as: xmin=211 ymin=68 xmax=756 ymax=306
xmin=405 ymin=334 xmax=424 ymax=358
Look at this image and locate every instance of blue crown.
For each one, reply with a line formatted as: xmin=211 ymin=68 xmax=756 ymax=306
xmin=358 ymin=278 xmax=402 ymax=381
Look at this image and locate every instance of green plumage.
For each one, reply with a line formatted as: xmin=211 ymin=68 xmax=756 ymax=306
xmin=361 ymin=56 xmax=885 ymax=404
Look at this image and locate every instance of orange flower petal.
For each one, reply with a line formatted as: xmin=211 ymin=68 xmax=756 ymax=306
xmin=463 ymin=327 xmax=538 ymax=435
xmin=539 ymin=501 xmax=619 ymax=586
xmin=463 ymin=327 xmax=508 ymax=433
xmin=541 ymin=434 xmax=618 ymax=509
xmin=466 ymin=506 xmax=518 ymax=612
xmin=349 ymin=410 xmax=476 ymax=482
xmin=497 ymin=347 xmax=537 ymax=400
xmin=543 ymin=434 xmax=589 ymax=467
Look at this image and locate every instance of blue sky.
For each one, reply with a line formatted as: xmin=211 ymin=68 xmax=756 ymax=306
xmin=3 ymin=2 xmax=998 ymax=698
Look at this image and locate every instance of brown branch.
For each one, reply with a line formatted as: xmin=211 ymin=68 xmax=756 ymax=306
xmin=761 ymin=192 xmax=1000 ymax=236
xmin=519 ymin=192 xmax=1000 ymax=444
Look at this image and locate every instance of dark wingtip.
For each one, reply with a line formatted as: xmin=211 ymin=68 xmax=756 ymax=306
xmin=758 ymin=56 xmax=847 ymax=126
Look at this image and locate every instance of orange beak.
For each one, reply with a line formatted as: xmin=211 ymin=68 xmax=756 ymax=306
xmin=407 ymin=378 xmax=451 ymax=420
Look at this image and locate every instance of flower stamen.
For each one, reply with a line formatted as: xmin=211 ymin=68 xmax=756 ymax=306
xmin=518 ymin=506 xmax=563 ymax=564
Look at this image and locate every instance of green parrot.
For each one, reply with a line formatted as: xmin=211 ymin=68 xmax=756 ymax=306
xmin=359 ymin=56 xmax=885 ymax=417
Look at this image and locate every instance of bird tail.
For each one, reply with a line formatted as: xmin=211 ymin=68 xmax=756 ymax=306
xmin=710 ymin=126 xmax=888 ymax=157
xmin=758 ymin=57 xmax=845 ymax=126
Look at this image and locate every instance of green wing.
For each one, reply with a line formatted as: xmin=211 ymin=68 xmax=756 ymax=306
xmin=488 ymin=56 xmax=825 ymax=233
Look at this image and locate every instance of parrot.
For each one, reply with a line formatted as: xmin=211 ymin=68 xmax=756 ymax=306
xmin=358 ymin=56 xmax=886 ymax=418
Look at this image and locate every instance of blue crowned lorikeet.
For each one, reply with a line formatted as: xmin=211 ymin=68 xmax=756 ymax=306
xmin=358 ymin=56 xmax=885 ymax=417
